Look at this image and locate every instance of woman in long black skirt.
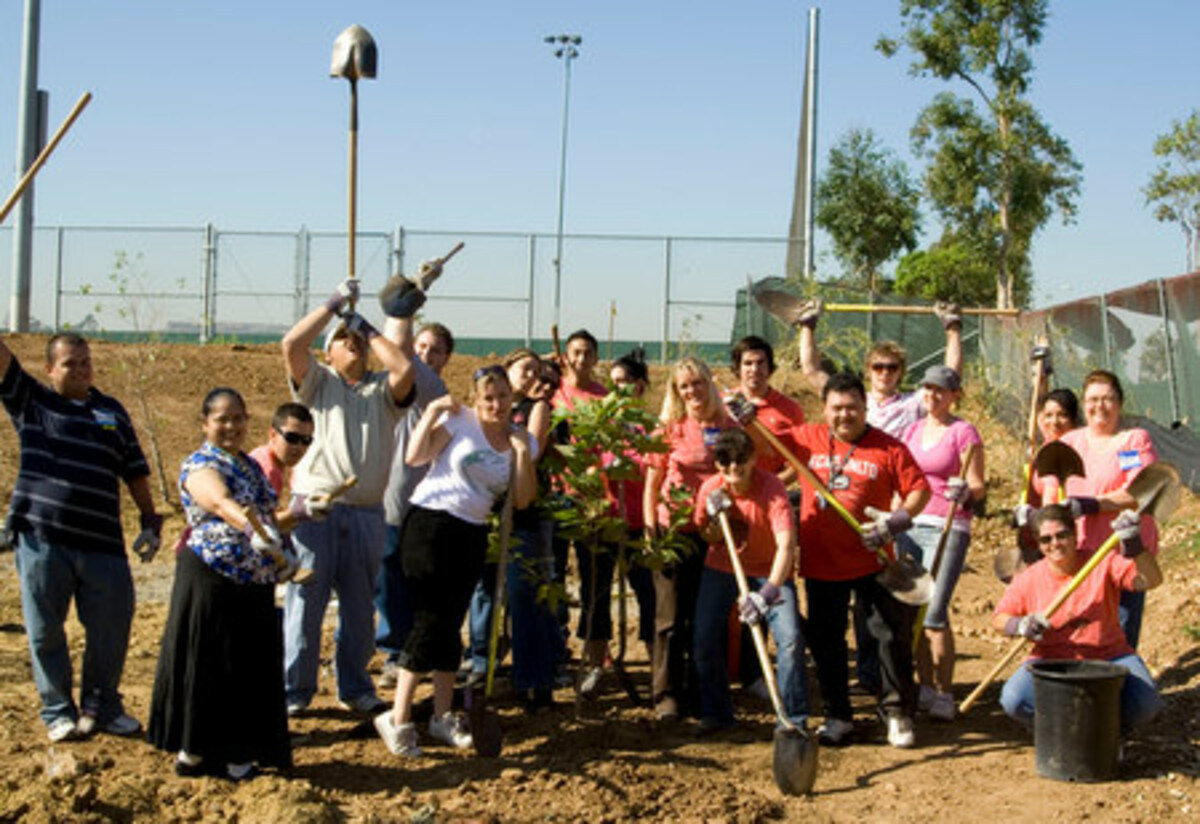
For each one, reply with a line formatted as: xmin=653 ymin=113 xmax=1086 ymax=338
xmin=148 ymin=387 xmax=293 ymax=780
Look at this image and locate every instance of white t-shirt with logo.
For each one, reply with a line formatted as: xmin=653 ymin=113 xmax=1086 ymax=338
xmin=408 ymin=408 xmax=537 ymax=525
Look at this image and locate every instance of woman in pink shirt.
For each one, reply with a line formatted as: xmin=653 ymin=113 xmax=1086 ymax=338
xmin=1053 ymin=371 xmax=1159 ymax=648
xmin=642 ymin=357 xmax=736 ymax=720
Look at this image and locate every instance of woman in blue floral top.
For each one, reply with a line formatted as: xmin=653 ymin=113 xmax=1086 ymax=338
xmin=147 ymin=387 xmax=292 ymax=781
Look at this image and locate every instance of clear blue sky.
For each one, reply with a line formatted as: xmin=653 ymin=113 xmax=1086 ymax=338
xmin=2 ymin=0 xmax=1197 ymax=334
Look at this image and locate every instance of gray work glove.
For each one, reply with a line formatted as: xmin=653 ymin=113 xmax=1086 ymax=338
xmin=861 ymin=506 xmax=913 ymax=550
xmin=289 ymin=492 xmax=333 ymax=523
xmin=795 ymin=298 xmax=822 ymax=330
xmin=1112 ymin=509 xmax=1144 ymax=558
xmin=132 ymin=512 xmax=164 ymax=562
xmin=705 ymin=488 xmax=733 ymax=519
xmin=324 ymin=278 xmax=360 ymax=315
xmin=724 ymin=392 xmax=757 ymax=425
xmin=943 ymin=476 xmax=972 ymax=506
xmin=341 ymin=312 xmax=379 ymax=341
xmin=738 ymin=582 xmax=781 ymax=626
xmin=1006 ymin=613 xmax=1049 ymax=641
xmin=934 ymin=301 xmax=962 ymax=330
xmin=378 ymin=258 xmax=443 ymax=319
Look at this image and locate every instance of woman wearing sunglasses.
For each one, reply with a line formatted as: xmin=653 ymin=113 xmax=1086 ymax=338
xmin=374 ymin=365 xmax=537 ymax=757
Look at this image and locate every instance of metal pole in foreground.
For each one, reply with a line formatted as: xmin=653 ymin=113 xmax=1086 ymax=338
xmin=9 ymin=0 xmax=41 ymax=331
xmin=545 ymin=34 xmax=581 ymax=330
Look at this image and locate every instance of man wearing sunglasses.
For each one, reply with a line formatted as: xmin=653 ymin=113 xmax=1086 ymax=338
xmin=991 ymin=503 xmax=1163 ymax=736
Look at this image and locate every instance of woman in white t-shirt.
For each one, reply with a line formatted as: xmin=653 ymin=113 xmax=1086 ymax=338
xmin=374 ymin=365 xmax=537 ymax=757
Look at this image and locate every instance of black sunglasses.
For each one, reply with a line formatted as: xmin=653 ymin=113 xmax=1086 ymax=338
xmin=1037 ymin=529 xmax=1073 ymax=546
xmin=870 ymin=362 xmax=901 ymax=373
xmin=275 ymin=427 xmax=314 ymax=447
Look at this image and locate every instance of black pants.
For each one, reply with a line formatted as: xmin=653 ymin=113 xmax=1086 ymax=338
xmin=400 ymin=506 xmax=487 ymax=673
xmin=651 ymin=533 xmax=706 ymax=714
xmin=805 ymin=574 xmax=917 ymax=721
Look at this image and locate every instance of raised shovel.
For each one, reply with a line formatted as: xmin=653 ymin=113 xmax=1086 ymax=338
xmin=743 ymin=419 xmax=933 ymax=606
xmin=995 ymin=439 xmax=1086 ymax=581
xmin=470 ymin=474 xmax=514 ymax=757
xmin=330 ymin=24 xmax=378 ymax=310
xmin=716 ymin=510 xmax=818 ymax=795
xmin=750 ymin=285 xmax=1019 ymax=324
xmin=961 ymin=461 xmax=1181 ymax=714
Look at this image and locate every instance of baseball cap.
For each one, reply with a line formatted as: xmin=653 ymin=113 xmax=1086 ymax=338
xmin=920 ymin=365 xmax=961 ymax=391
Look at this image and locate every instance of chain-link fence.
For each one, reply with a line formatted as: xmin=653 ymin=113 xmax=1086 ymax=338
xmin=1 ymin=224 xmax=794 ymax=360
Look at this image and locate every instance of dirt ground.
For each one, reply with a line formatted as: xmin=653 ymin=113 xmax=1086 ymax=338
xmin=0 ymin=336 xmax=1196 ymax=823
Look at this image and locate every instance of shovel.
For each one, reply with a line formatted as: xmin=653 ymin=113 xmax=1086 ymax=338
xmin=750 ymin=286 xmax=1018 ymax=326
xmin=914 ymin=444 xmax=977 ymax=649
xmin=471 ymin=476 xmax=515 ymax=757
xmin=997 ymin=438 xmax=1084 ymax=582
xmin=961 ymin=462 xmax=1181 ymax=714
xmin=330 ymin=24 xmax=378 ymax=309
xmin=717 ymin=511 xmax=818 ymax=796
xmin=744 ymin=419 xmax=933 ymax=606
xmin=1 ymin=91 xmax=92 ymax=225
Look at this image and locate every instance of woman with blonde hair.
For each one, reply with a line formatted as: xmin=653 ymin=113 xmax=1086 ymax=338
xmin=643 ymin=356 xmax=736 ymax=720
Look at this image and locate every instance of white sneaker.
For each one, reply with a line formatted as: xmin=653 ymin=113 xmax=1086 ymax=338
xmin=917 ymin=684 xmax=938 ymax=712
xmin=887 ymin=714 xmax=915 ymax=748
xmin=578 ymin=667 xmax=603 ymax=697
xmin=817 ymin=717 xmax=854 ymax=745
xmin=929 ymin=691 xmax=956 ymax=722
xmin=428 ymin=711 xmax=473 ymax=749
xmin=375 ymin=711 xmax=422 ymax=756
xmin=47 ymin=717 xmax=80 ymax=743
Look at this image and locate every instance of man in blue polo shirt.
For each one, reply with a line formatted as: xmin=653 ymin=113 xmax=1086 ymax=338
xmin=0 ymin=333 xmax=162 ymax=743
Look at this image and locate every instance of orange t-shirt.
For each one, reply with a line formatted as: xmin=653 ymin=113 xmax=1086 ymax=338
xmin=693 ymin=469 xmax=794 ymax=579
xmin=994 ymin=552 xmax=1138 ymax=661
xmin=741 ymin=388 xmax=806 ymax=476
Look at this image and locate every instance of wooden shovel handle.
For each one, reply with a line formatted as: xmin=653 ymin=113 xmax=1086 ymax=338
xmin=717 ymin=510 xmax=796 ymax=731
xmin=1 ymin=91 xmax=93 ymax=225
xmin=747 ymin=421 xmax=861 ymax=534
xmin=437 ymin=241 xmax=465 ymax=266
xmin=329 ymin=475 xmax=359 ymax=501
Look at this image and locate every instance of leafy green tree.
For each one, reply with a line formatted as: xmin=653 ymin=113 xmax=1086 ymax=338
xmin=878 ymin=0 xmax=1081 ymax=309
xmin=893 ymin=233 xmax=999 ymax=305
xmin=1144 ymin=110 xmax=1200 ymax=272
xmin=815 ymin=128 xmax=922 ymax=293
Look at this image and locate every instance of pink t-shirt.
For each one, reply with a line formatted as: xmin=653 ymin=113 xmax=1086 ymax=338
xmin=647 ymin=415 xmax=738 ymax=529
xmin=248 ymin=444 xmax=285 ymax=496
xmin=1049 ymin=427 xmax=1160 ymax=555
xmin=694 ymin=469 xmax=794 ymax=579
xmin=901 ymin=417 xmax=982 ymax=531
xmin=994 ymin=552 xmax=1139 ymax=661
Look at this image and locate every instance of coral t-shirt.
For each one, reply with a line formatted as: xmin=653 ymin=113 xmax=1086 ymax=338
xmin=790 ymin=423 xmax=929 ymax=581
xmin=247 ymin=444 xmax=285 ymax=496
xmin=994 ymin=552 xmax=1139 ymax=661
xmin=1045 ymin=427 xmax=1160 ymax=555
xmin=694 ymin=469 xmax=794 ymax=579
xmin=740 ymin=388 xmax=806 ymax=476
xmin=647 ymin=415 xmax=738 ymax=529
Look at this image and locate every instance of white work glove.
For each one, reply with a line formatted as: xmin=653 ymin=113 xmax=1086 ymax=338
xmin=861 ymin=506 xmax=913 ymax=550
xmin=247 ymin=521 xmax=283 ymax=556
xmin=705 ymin=488 xmax=733 ymax=519
xmin=290 ymin=492 xmax=333 ymax=523
xmin=723 ymin=392 xmax=757 ymax=425
xmin=132 ymin=513 xmax=164 ymax=562
xmin=934 ymin=301 xmax=962 ymax=330
xmin=1012 ymin=502 xmax=1034 ymax=528
xmin=1006 ymin=613 xmax=1049 ymax=641
xmin=324 ymin=278 xmax=360 ymax=315
xmin=1112 ymin=509 xmax=1144 ymax=558
xmin=943 ymin=476 xmax=972 ymax=506
xmin=795 ymin=298 xmax=822 ymax=330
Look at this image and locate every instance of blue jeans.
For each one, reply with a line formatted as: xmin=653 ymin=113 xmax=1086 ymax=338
xmin=507 ymin=519 xmax=562 ymax=692
xmin=15 ymin=533 xmax=134 ymax=727
xmin=694 ymin=567 xmax=808 ymax=725
xmin=896 ymin=524 xmax=970 ymax=629
xmin=1000 ymin=653 xmax=1163 ymax=733
xmin=467 ymin=564 xmax=497 ymax=675
xmin=374 ymin=523 xmax=413 ymax=661
xmin=1119 ymin=589 xmax=1145 ymax=649
xmin=284 ymin=504 xmax=385 ymax=706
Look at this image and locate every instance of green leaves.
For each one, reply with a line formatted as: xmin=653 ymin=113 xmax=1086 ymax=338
xmin=1144 ymin=110 xmax=1200 ymax=271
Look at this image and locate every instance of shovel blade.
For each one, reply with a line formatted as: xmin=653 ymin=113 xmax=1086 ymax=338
xmin=877 ymin=555 xmax=933 ymax=606
xmin=772 ymin=726 xmax=818 ymax=796
xmin=469 ymin=700 xmax=503 ymax=758
xmin=1032 ymin=440 xmax=1084 ymax=485
xmin=752 ymin=286 xmax=809 ymax=327
xmin=331 ymin=24 xmax=378 ymax=80
xmin=1130 ymin=462 xmax=1181 ymax=522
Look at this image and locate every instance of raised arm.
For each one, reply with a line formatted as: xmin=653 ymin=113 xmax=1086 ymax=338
xmin=282 ymin=279 xmax=359 ymax=386
xmin=796 ymin=302 xmax=829 ymax=395
xmin=406 ymin=395 xmax=458 ymax=467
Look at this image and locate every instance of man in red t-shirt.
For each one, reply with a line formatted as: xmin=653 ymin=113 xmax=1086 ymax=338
xmin=992 ymin=504 xmax=1163 ymax=733
xmin=729 ymin=336 xmax=805 ymax=482
xmin=691 ymin=429 xmax=806 ymax=734
xmin=789 ymin=372 xmax=930 ymax=749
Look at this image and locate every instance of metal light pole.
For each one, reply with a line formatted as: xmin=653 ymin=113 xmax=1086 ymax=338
xmin=545 ymin=34 xmax=581 ymax=329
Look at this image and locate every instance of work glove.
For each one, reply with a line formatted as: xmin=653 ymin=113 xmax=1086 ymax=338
xmin=934 ymin=301 xmax=962 ymax=331
xmin=289 ymin=492 xmax=333 ymax=523
xmin=245 ymin=520 xmax=283 ymax=557
xmin=705 ymin=488 xmax=733 ymax=518
xmin=378 ymin=257 xmax=443 ymax=320
xmin=943 ymin=476 xmax=972 ymax=506
xmin=1012 ymin=502 xmax=1034 ymax=529
xmin=861 ymin=506 xmax=913 ymax=550
xmin=324 ymin=278 xmax=360 ymax=315
xmin=1030 ymin=343 xmax=1054 ymax=375
xmin=1066 ymin=496 xmax=1100 ymax=519
xmin=341 ymin=311 xmax=379 ymax=341
xmin=132 ymin=512 xmax=164 ymax=562
xmin=1006 ymin=613 xmax=1049 ymax=641
xmin=1112 ymin=509 xmax=1144 ymax=558
xmin=795 ymin=298 xmax=822 ymax=330
xmin=738 ymin=582 xmax=781 ymax=626
xmin=724 ymin=392 xmax=757 ymax=425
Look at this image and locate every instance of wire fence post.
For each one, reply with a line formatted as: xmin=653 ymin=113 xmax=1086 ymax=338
xmin=525 ymin=234 xmax=536 ymax=348
xmin=392 ymin=225 xmax=405 ymax=278
xmin=53 ymin=227 xmax=64 ymax=331
xmin=661 ymin=237 xmax=672 ymax=364
xmin=1156 ymin=278 xmax=1181 ymax=423
xmin=201 ymin=222 xmax=216 ymax=343
xmin=293 ymin=226 xmax=310 ymax=323
xmin=1098 ymin=292 xmax=1112 ymax=369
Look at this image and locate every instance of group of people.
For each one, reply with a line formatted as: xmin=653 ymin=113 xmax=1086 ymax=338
xmin=0 ymin=282 xmax=1168 ymax=780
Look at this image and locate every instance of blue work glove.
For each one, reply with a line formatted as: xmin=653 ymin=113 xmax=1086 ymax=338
xmin=1066 ymin=496 xmax=1100 ymax=518
xmin=738 ymin=582 xmax=781 ymax=625
xmin=132 ymin=512 xmax=163 ymax=562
